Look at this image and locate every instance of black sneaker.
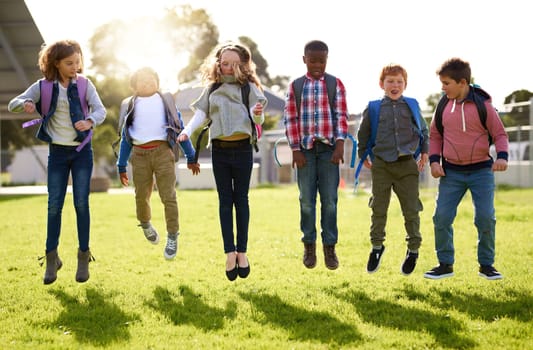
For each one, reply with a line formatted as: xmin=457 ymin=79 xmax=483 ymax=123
xmin=401 ymin=250 xmax=418 ymax=275
xmin=366 ymin=245 xmax=385 ymax=273
xmin=479 ymin=265 xmax=503 ymax=280
xmin=424 ymin=263 xmax=454 ymax=279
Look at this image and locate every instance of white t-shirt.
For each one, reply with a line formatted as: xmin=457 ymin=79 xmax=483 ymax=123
xmin=129 ymin=93 xmax=168 ymax=145
xmin=48 ymin=84 xmax=78 ymax=145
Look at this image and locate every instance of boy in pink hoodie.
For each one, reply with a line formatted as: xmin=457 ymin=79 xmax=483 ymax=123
xmin=424 ymin=58 xmax=509 ymax=280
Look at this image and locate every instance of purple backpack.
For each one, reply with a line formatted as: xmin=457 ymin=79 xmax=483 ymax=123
xmin=23 ymin=76 xmax=91 ymax=151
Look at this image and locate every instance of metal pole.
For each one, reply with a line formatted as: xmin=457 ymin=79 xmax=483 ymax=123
xmin=529 ymin=98 xmax=533 ymax=186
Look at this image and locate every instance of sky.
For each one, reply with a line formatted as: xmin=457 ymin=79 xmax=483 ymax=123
xmin=24 ymin=0 xmax=532 ymax=114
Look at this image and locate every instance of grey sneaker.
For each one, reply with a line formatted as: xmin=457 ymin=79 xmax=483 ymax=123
xmin=164 ymin=233 xmax=178 ymax=260
xmin=139 ymin=223 xmax=159 ymax=244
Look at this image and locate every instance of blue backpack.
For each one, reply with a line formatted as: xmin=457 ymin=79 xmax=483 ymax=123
xmin=354 ymin=97 xmax=424 ymax=187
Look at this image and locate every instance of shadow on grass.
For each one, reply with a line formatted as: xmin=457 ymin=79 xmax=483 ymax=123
xmin=239 ymin=291 xmax=362 ymax=347
xmin=48 ymin=288 xmax=139 ymax=347
xmin=335 ymin=290 xmax=476 ymax=349
xmin=145 ymin=285 xmax=237 ymax=331
xmin=402 ymin=285 xmax=533 ymax=322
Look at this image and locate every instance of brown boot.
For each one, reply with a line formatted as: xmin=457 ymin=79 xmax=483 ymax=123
xmin=323 ymin=245 xmax=339 ymax=270
xmin=76 ymin=249 xmax=94 ymax=283
xmin=43 ymin=249 xmax=63 ymax=285
xmin=303 ymin=243 xmax=317 ymax=269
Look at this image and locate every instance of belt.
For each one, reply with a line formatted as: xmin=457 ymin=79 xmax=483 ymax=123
xmin=211 ymin=138 xmax=250 ymax=149
xmin=397 ymin=155 xmax=413 ymax=162
xmin=134 ymin=140 xmax=166 ymax=149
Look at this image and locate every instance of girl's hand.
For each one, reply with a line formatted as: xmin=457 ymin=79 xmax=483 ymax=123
xmin=252 ymin=102 xmax=263 ymax=116
xmin=177 ymin=134 xmax=189 ymax=142
xmin=74 ymin=119 xmax=94 ymax=131
xmin=23 ymin=100 xmax=36 ymax=114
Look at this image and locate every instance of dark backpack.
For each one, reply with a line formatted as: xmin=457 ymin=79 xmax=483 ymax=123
xmin=194 ymin=82 xmax=260 ymax=163
xmin=354 ymin=97 xmax=424 ymax=187
xmin=434 ymin=84 xmax=492 ymax=144
xmin=292 ymin=73 xmax=337 ymax=117
xmin=112 ymin=92 xmax=183 ymax=161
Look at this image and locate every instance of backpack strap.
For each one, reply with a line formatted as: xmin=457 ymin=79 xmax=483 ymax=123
xmin=40 ymin=79 xmax=53 ymax=117
xmin=112 ymin=96 xmax=134 ymax=158
xmin=404 ymin=97 xmax=424 ymax=159
xmin=194 ymin=83 xmax=219 ymax=163
xmin=241 ymin=82 xmax=259 ymax=152
xmin=292 ymin=74 xmax=336 ymax=117
xmin=76 ymin=76 xmax=89 ymax=117
xmin=354 ymin=100 xmax=381 ymax=188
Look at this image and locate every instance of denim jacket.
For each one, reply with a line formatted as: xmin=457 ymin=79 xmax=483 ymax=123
xmin=8 ymin=76 xmax=106 ymax=144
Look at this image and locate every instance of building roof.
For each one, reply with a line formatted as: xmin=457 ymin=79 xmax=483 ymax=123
xmin=0 ymin=0 xmax=44 ymax=118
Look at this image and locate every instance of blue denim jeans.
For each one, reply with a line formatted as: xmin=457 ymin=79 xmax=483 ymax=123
xmin=212 ymin=143 xmax=253 ymax=253
xmin=432 ymin=168 xmax=496 ymax=266
xmin=296 ymin=142 xmax=339 ymax=245
xmin=46 ymin=144 xmax=93 ymax=253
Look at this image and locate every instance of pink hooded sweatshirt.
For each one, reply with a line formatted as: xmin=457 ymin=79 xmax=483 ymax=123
xmin=429 ymin=87 xmax=508 ymax=167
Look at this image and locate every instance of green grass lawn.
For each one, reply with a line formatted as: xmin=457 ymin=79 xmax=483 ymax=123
xmin=0 ymin=185 xmax=531 ymax=349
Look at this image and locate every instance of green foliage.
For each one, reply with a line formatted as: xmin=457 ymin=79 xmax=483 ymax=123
xmin=501 ymin=89 xmax=532 ymax=127
xmin=0 ymin=186 xmax=532 ymax=349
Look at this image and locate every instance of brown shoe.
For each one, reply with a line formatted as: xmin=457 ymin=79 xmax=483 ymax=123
xmin=323 ymin=245 xmax=339 ymax=270
xmin=303 ymin=243 xmax=317 ymax=269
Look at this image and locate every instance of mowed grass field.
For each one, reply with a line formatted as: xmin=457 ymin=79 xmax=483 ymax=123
xmin=0 ymin=184 xmax=531 ymax=349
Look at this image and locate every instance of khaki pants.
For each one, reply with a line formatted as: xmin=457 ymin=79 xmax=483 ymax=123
xmin=131 ymin=143 xmax=179 ymax=234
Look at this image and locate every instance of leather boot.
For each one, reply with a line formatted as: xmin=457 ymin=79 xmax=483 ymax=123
xmin=303 ymin=243 xmax=317 ymax=269
xmin=323 ymin=244 xmax=339 ymax=270
xmin=76 ymin=249 xmax=94 ymax=283
xmin=43 ymin=249 xmax=62 ymax=285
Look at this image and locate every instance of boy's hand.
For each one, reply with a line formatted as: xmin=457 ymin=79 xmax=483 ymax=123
xmin=188 ymin=163 xmax=200 ymax=175
xmin=331 ymin=140 xmax=344 ymax=165
xmin=177 ymin=134 xmax=189 ymax=142
xmin=430 ymin=162 xmax=445 ymax=178
xmin=417 ymin=153 xmax=429 ymax=172
xmin=292 ymin=150 xmax=306 ymax=168
xmin=363 ymin=159 xmax=372 ymax=169
xmin=119 ymin=172 xmax=129 ymax=186
xmin=492 ymin=158 xmax=508 ymax=172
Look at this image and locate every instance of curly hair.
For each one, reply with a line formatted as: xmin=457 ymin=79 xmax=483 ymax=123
xmin=200 ymin=41 xmax=262 ymax=90
xmin=38 ymin=39 xmax=83 ymax=81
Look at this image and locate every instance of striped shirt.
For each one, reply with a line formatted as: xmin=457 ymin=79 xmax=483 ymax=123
xmin=284 ymin=73 xmax=348 ymax=150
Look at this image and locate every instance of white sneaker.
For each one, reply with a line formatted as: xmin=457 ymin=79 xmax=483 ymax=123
xmin=139 ymin=223 xmax=159 ymax=244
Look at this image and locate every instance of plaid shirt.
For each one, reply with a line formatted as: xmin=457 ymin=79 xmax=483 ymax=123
xmin=284 ymin=73 xmax=348 ymax=150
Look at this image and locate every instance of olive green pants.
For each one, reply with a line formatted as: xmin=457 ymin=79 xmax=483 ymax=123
xmin=369 ymin=156 xmax=423 ymax=250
